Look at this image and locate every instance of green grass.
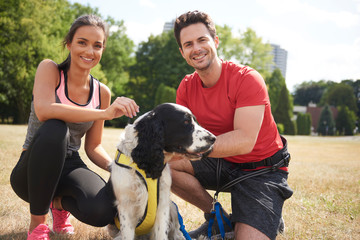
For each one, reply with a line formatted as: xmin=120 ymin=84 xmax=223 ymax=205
xmin=0 ymin=124 xmax=359 ymax=239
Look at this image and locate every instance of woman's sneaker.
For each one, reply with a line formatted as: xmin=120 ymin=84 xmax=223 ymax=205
xmin=50 ymin=203 xmax=74 ymax=234
xmin=27 ymin=224 xmax=50 ymax=240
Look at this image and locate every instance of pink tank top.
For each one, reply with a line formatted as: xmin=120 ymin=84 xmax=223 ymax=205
xmin=23 ymin=70 xmax=101 ymax=154
xmin=56 ymin=71 xmax=100 ymax=109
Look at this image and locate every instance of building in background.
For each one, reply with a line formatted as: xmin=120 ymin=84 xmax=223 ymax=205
xmin=270 ymin=44 xmax=288 ymax=79
xmin=163 ymin=20 xmax=175 ymax=32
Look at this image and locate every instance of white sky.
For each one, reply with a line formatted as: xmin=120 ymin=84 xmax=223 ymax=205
xmin=70 ymin=0 xmax=360 ymax=92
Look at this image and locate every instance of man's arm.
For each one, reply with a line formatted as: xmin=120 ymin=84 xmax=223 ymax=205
xmin=208 ymin=105 xmax=265 ymax=158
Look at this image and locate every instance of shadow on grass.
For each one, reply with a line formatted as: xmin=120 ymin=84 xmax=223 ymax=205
xmin=0 ymin=232 xmax=27 ymax=240
xmin=0 ymin=232 xmax=77 ymax=240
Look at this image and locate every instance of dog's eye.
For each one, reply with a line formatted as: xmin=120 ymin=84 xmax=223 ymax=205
xmin=184 ymin=120 xmax=190 ymax=125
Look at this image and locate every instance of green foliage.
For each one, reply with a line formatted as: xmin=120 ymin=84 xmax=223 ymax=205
xmin=320 ymin=83 xmax=358 ymax=113
xmin=238 ymin=28 xmax=273 ymax=78
xmin=273 ymin=85 xmax=296 ymax=135
xmin=297 ymin=113 xmax=312 ymax=135
xmin=336 ymin=106 xmax=356 ymax=136
xmin=0 ymin=0 xmax=67 ymax=123
xmin=293 ymin=80 xmax=334 ymax=106
xmin=154 ymin=83 xmax=176 ymax=106
xmin=343 ymin=79 xmax=360 ymax=119
xmin=267 ymin=68 xmax=286 ymax=111
xmin=126 ymin=30 xmax=193 ymax=114
xmin=216 ymin=24 xmax=237 ymax=60
xmin=100 ymin=17 xmax=136 ymax=128
xmin=0 ymin=0 xmax=106 ymax=123
xmin=293 ymin=79 xmax=360 ymax=135
xmin=277 ymin=123 xmax=285 ymax=135
xmin=3 ymin=0 xmax=358 ymax=132
xmin=317 ymin=105 xmax=336 ymax=136
xmin=216 ymin=26 xmax=273 ymax=78
xmin=101 ymin=17 xmax=135 ymax=93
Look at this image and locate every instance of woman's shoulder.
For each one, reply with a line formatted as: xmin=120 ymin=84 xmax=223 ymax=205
xmin=38 ymin=59 xmax=58 ymax=69
xmin=98 ymin=81 xmax=110 ymax=95
xmin=36 ymin=59 xmax=59 ymax=75
xmin=98 ymin=81 xmax=111 ymax=106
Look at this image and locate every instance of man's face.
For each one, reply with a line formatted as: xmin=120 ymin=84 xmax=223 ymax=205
xmin=179 ymin=23 xmax=219 ymax=72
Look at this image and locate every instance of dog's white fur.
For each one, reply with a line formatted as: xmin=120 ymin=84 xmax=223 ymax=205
xmin=108 ymin=103 xmax=216 ymax=240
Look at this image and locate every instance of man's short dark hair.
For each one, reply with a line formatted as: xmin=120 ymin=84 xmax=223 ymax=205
xmin=174 ymin=10 xmax=216 ymax=49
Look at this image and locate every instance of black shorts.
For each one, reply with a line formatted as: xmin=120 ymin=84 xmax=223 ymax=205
xmin=191 ymin=157 xmax=293 ymax=240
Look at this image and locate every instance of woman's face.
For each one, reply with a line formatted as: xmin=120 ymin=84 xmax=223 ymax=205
xmin=67 ymin=25 xmax=105 ymax=71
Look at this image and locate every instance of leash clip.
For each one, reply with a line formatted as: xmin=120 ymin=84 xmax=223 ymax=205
xmin=211 ymin=194 xmax=218 ymax=212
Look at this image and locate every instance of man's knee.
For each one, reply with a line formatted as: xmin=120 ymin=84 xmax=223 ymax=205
xmin=234 ymin=222 xmax=270 ymax=240
xmin=169 ymin=159 xmax=194 ymax=175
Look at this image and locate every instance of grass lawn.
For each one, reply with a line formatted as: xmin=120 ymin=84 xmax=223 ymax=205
xmin=0 ymin=124 xmax=359 ymax=239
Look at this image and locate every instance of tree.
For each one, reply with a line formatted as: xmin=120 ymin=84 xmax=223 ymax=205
xmin=273 ymin=85 xmax=296 ymax=135
xmin=342 ymin=79 xmax=360 ymax=120
xmin=238 ymin=28 xmax=273 ymax=78
xmin=0 ymin=0 xmax=103 ymax=123
xmin=296 ymin=113 xmax=312 ymax=135
xmin=267 ymin=68 xmax=286 ymax=111
xmin=101 ymin=17 xmax=135 ymax=92
xmin=216 ymin=26 xmax=273 ymax=78
xmin=293 ymin=80 xmax=333 ymax=106
xmin=317 ymin=105 xmax=336 ymax=136
xmin=100 ymin=17 xmax=135 ymax=127
xmin=127 ymin=30 xmax=193 ymax=114
xmin=336 ymin=106 xmax=356 ymax=136
xmin=320 ymin=83 xmax=357 ymax=113
xmin=216 ymin=24 xmax=237 ymax=61
xmin=154 ymin=83 xmax=176 ymax=106
xmin=0 ymin=0 xmax=66 ymax=123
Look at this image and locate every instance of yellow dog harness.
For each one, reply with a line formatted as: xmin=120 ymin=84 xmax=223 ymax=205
xmin=113 ymin=150 xmax=159 ymax=235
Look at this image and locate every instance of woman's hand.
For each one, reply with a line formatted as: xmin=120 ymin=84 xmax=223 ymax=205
xmin=105 ymin=96 xmax=139 ymax=120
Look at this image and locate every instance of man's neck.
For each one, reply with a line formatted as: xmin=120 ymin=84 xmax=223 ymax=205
xmin=197 ymin=58 xmax=222 ymax=88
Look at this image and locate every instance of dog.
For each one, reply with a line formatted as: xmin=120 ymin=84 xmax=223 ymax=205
xmin=107 ymin=103 xmax=216 ymax=240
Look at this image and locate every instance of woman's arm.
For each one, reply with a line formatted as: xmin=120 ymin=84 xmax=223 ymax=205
xmin=84 ymin=83 xmax=114 ymax=171
xmin=33 ymin=59 xmax=139 ymax=123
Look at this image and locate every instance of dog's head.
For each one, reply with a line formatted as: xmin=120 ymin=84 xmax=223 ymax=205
xmin=125 ymin=103 xmax=216 ymax=179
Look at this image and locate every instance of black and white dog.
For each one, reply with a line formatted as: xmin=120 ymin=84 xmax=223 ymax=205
xmin=107 ymin=103 xmax=216 ymax=240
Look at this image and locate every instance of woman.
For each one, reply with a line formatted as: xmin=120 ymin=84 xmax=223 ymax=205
xmin=10 ymin=15 xmax=139 ymax=239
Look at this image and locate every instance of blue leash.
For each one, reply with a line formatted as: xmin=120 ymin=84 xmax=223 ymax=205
xmin=208 ymin=201 xmax=232 ymax=239
xmin=173 ymin=202 xmax=192 ymax=240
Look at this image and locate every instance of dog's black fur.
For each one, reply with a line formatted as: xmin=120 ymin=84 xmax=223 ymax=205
xmin=108 ymin=103 xmax=216 ymax=239
xmin=132 ymin=103 xmax=215 ymax=179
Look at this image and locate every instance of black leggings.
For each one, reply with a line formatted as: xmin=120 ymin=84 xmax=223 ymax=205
xmin=10 ymin=119 xmax=116 ymax=227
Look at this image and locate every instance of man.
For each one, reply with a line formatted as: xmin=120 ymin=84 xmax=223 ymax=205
xmin=170 ymin=10 xmax=293 ymax=240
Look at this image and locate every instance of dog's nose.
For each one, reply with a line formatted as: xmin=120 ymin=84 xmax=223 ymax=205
xmin=206 ymin=134 xmax=216 ymax=144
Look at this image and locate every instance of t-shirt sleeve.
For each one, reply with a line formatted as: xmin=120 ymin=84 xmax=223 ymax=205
xmin=176 ymin=78 xmax=188 ymax=108
xmin=233 ymin=69 xmax=269 ymax=108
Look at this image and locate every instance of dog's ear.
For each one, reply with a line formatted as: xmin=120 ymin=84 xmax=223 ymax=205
xmin=132 ymin=112 xmax=165 ymax=179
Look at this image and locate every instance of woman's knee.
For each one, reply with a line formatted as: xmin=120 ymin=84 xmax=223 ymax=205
xmin=36 ymin=119 xmax=68 ymax=148
xmin=40 ymin=119 xmax=68 ymax=139
xmin=83 ymin=201 xmax=116 ymax=227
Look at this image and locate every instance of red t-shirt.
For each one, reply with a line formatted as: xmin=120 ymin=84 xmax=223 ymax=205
xmin=176 ymin=61 xmax=283 ymax=164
